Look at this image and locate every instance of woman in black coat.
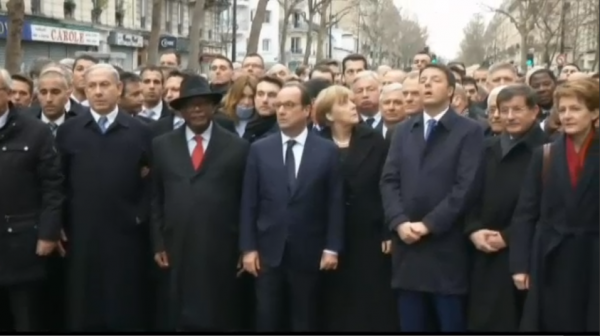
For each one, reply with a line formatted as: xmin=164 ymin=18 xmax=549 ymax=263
xmin=510 ymin=78 xmax=599 ymax=332
xmin=314 ymin=85 xmax=397 ymax=331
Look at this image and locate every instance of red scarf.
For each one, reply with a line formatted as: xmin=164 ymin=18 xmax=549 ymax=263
xmin=565 ymin=132 xmax=594 ymax=187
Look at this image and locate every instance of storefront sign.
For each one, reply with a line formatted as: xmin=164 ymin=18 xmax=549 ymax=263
xmin=159 ymin=36 xmax=177 ymax=50
xmin=0 ymin=15 xmax=33 ymax=40
xmin=30 ymin=25 xmax=100 ymax=46
xmin=109 ymin=32 xmax=143 ymax=48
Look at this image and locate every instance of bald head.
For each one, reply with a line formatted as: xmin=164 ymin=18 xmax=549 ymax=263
xmin=382 ymin=69 xmax=406 ymax=86
xmin=377 ymin=65 xmax=392 ymax=76
xmin=267 ymin=64 xmax=290 ymax=80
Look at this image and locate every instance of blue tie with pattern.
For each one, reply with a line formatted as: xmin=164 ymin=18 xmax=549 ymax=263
xmin=425 ymin=119 xmax=437 ymax=140
xmin=98 ymin=116 xmax=109 ymax=133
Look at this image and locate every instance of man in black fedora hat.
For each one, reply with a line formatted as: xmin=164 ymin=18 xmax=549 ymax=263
xmin=150 ymin=74 xmax=250 ymax=331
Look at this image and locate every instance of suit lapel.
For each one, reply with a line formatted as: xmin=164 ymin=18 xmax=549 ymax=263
xmin=171 ymin=126 xmax=197 ymax=177
xmin=552 ymin=137 xmax=576 ymax=206
xmin=574 ymin=132 xmax=599 ymax=203
xmin=291 ymin=132 xmax=316 ymax=200
xmin=410 ymin=115 xmax=426 ymax=153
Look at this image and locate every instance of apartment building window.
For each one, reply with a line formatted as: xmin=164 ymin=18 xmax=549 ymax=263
xmin=262 ymin=39 xmax=271 ymax=52
xmin=250 ymin=10 xmax=253 ymax=20
xmin=208 ymin=29 xmax=213 ymax=40
xmin=177 ymin=1 xmax=183 ymax=34
xmin=31 ymin=0 xmax=41 ymax=15
xmin=291 ymin=37 xmax=301 ymax=52
xmin=264 ymin=10 xmax=271 ymax=23
xmin=293 ymin=12 xmax=302 ymax=27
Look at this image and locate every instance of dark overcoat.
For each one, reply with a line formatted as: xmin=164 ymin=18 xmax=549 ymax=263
xmin=151 ymin=123 xmax=249 ymax=331
xmin=464 ymin=126 xmax=548 ymax=331
xmin=380 ymin=109 xmax=484 ymax=295
xmin=55 ymin=110 xmax=153 ymax=331
xmin=320 ymin=125 xmax=397 ymax=331
xmin=510 ymin=133 xmax=599 ymax=332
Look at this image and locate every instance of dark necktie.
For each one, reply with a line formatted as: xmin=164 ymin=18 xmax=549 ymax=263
xmin=425 ymin=119 xmax=437 ymax=140
xmin=366 ymin=118 xmax=375 ymax=128
xmin=48 ymin=122 xmax=58 ymax=136
xmin=285 ymin=139 xmax=297 ymax=192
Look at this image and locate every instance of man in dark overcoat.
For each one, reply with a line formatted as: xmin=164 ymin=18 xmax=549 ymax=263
xmin=55 ymin=64 xmax=153 ymax=331
xmin=150 ymin=75 xmax=249 ymax=331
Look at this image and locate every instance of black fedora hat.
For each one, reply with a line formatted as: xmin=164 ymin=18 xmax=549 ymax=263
xmin=169 ymin=74 xmax=223 ymax=110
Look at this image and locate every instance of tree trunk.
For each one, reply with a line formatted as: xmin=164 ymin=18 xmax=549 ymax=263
xmin=315 ymin=8 xmax=327 ymax=61
xmin=519 ymin=31 xmax=528 ymax=72
xmin=303 ymin=11 xmax=314 ymax=64
xmin=5 ymin=0 xmax=24 ymax=74
xmin=147 ymin=0 xmax=163 ymax=65
xmin=187 ymin=0 xmax=206 ymax=71
xmin=247 ymin=0 xmax=269 ymax=54
xmin=279 ymin=0 xmax=293 ymax=65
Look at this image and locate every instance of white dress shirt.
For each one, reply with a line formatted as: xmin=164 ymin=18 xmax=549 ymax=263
xmin=41 ymin=113 xmax=66 ymax=126
xmin=90 ymin=107 xmax=119 ymax=129
xmin=360 ymin=112 xmax=382 ymax=128
xmin=70 ymin=94 xmax=88 ymax=106
xmin=185 ymin=122 xmax=212 ymax=155
xmin=280 ymin=128 xmax=337 ymax=256
xmin=65 ymin=99 xmax=72 ymax=113
xmin=173 ymin=115 xmax=185 ymax=129
xmin=140 ymin=101 xmax=163 ymax=121
xmin=382 ymin=124 xmax=388 ymax=138
xmin=235 ymin=120 xmax=250 ymax=137
xmin=0 ymin=110 xmax=8 ymax=128
xmin=423 ymin=107 xmax=449 ymax=137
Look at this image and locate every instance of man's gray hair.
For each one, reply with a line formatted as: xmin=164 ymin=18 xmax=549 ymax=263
xmin=402 ymin=71 xmax=420 ymax=82
xmin=84 ymin=63 xmax=120 ymax=82
xmin=487 ymin=85 xmax=508 ymax=107
xmin=454 ymin=84 xmax=467 ymax=98
xmin=489 ymin=62 xmax=517 ymax=76
xmin=59 ymin=58 xmax=75 ymax=68
xmin=380 ymin=83 xmax=403 ymax=100
xmin=28 ymin=57 xmax=54 ymax=79
xmin=352 ymin=70 xmax=380 ymax=86
xmin=0 ymin=69 xmax=12 ymax=89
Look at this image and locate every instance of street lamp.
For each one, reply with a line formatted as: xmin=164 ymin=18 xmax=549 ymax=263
xmin=327 ymin=0 xmax=333 ymax=59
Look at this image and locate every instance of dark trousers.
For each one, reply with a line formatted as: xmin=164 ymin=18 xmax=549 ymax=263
xmin=0 ymin=283 xmax=40 ymax=331
xmin=255 ymin=263 xmax=320 ymax=332
xmin=40 ymin=254 xmax=66 ymax=331
xmin=397 ymin=289 xmax=465 ymax=332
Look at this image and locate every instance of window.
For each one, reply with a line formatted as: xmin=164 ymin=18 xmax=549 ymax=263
xmin=165 ymin=1 xmax=172 ymax=32
xmin=291 ymin=37 xmax=301 ymax=52
xmin=264 ymin=10 xmax=271 ymax=23
xmin=208 ymin=29 xmax=213 ymax=40
xmin=262 ymin=39 xmax=271 ymax=52
xmin=140 ymin=0 xmax=147 ymax=28
xmin=293 ymin=12 xmax=302 ymax=27
xmin=250 ymin=10 xmax=254 ymax=20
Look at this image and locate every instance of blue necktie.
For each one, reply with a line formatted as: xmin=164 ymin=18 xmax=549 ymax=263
xmin=98 ymin=116 xmax=109 ymax=133
xmin=425 ymin=119 xmax=437 ymax=140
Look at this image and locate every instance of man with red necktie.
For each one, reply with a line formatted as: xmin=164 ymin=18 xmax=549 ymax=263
xmin=150 ymin=75 xmax=250 ymax=331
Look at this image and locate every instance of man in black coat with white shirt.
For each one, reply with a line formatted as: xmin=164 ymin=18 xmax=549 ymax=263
xmin=0 ymin=70 xmax=64 ymax=331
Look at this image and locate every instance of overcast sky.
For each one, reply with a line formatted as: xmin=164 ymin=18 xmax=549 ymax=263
xmin=393 ymin=0 xmax=503 ymax=59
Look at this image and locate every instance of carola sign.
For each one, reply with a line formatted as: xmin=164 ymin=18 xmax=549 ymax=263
xmin=30 ymin=25 xmax=100 ymax=46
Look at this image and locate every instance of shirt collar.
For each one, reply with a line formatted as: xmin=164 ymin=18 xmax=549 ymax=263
xmin=423 ymin=107 xmax=449 ymax=124
xmin=41 ymin=113 xmax=66 ymax=126
xmin=360 ymin=112 xmax=381 ymax=122
xmin=185 ymin=122 xmax=213 ymax=142
xmin=90 ymin=107 xmax=119 ymax=124
xmin=0 ymin=110 xmax=8 ymax=128
xmin=65 ymin=99 xmax=71 ymax=113
xmin=144 ymin=101 xmax=163 ymax=115
xmin=281 ymin=127 xmax=308 ymax=146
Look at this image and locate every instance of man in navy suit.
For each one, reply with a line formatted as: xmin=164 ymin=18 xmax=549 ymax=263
xmin=239 ymin=82 xmax=344 ymax=332
xmin=380 ymin=64 xmax=484 ymax=332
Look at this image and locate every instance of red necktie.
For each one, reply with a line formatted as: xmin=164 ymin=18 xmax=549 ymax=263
xmin=191 ymin=135 xmax=204 ymax=170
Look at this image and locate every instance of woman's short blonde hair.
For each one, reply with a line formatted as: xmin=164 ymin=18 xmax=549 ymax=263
xmin=554 ymin=78 xmax=599 ymax=113
xmin=313 ymin=85 xmax=353 ymax=126
xmin=222 ymin=74 xmax=258 ymax=122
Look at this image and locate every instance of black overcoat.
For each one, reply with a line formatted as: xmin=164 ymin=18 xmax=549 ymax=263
xmin=151 ymin=123 xmax=249 ymax=330
xmin=464 ymin=126 xmax=548 ymax=331
xmin=56 ymin=110 xmax=153 ymax=331
xmin=510 ymin=133 xmax=598 ymax=332
xmin=320 ymin=125 xmax=397 ymax=331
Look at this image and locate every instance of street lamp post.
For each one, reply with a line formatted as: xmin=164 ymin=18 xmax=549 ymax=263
xmin=231 ymin=0 xmax=237 ymax=62
xmin=327 ymin=0 xmax=333 ymax=59
xmin=558 ymin=0 xmax=570 ymax=71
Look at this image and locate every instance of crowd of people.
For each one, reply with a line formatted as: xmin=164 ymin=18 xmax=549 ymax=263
xmin=0 ymin=49 xmax=598 ymax=332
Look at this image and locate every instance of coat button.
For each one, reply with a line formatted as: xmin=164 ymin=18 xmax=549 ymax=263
xmin=1 ymin=147 xmax=5 ymax=151
xmin=7 ymin=228 xmax=12 ymax=233
xmin=23 ymin=146 xmax=28 ymax=151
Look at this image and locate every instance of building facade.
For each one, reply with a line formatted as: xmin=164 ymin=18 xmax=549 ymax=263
xmin=221 ymin=0 xmax=280 ymax=65
xmin=485 ymin=0 xmax=598 ymax=71
xmin=0 ymin=0 xmax=228 ymax=70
